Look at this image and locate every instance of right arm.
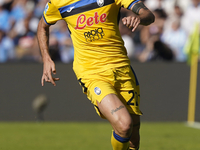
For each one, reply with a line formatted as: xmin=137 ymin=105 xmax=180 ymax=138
xmin=37 ymin=18 xmax=59 ymax=86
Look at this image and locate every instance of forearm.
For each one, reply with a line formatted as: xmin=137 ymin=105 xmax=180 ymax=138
xmin=37 ymin=18 xmax=51 ymax=62
xmin=131 ymin=1 xmax=155 ymax=25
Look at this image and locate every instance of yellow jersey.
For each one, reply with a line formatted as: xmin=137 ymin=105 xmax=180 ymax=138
xmin=43 ymin=0 xmax=139 ymax=78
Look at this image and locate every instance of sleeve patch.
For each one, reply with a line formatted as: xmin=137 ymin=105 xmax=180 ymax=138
xmin=44 ymin=3 xmax=49 ymax=14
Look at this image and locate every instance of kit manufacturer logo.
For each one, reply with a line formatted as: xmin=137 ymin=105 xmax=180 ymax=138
xmin=67 ymin=6 xmax=75 ymax=12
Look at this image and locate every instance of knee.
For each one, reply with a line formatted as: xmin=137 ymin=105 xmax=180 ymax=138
xmin=115 ymin=118 xmax=133 ymax=137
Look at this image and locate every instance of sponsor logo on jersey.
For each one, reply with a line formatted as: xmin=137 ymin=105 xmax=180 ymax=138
xmin=84 ymin=27 xmax=104 ymax=42
xmin=75 ymin=12 xmax=107 ymax=30
xmin=94 ymin=87 xmax=101 ymax=95
xmin=97 ymin=0 xmax=104 ymax=7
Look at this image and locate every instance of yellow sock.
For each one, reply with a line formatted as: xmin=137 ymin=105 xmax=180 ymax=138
xmin=111 ymin=131 xmax=130 ymax=150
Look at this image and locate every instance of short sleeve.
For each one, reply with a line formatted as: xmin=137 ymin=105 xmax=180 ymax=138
xmin=115 ymin=0 xmax=140 ymax=9
xmin=43 ymin=1 xmax=62 ymax=25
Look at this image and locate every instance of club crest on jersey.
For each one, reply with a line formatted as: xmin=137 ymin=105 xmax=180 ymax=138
xmin=97 ymin=0 xmax=104 ymax=7
xmin=94 ymin=87 xmax=101 ymax=95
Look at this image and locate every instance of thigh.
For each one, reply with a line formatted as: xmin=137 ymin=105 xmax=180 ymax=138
xmin=80 ymin=77 xmax=118 ymax=118
xmin=97 ymin=94 xmax=130 ymax=122
xmin=97 ymin=93 xmax=132 ymax=136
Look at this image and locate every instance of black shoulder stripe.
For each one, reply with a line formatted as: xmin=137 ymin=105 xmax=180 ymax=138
xmin=61 ymin=0 xmax=114 ymax=18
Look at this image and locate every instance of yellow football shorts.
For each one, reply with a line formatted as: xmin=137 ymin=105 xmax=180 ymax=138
xmin=78 ymin=65 xmax=142 ymax=118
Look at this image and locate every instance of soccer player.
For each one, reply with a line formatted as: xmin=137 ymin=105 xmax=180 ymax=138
xmin=37 ymin=0 xmax=154 ymax=150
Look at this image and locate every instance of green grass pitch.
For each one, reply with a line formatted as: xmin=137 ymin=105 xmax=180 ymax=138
xmin=0 ymin=122 xmax=200 ymax=150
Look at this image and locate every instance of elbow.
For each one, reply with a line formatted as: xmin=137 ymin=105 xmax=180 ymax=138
xmin=147 ymin=12 xmax=155 ymax=25
xmin=144 ymin=13 xmax=155 ymax=26
xmin=150 ymin=13 xmax=155 ymax=24
xmin=140 ymin=11 xmax=155 ymax=26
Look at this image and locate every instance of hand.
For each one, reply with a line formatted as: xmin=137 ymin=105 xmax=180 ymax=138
xmin=122 ymin=16 xmax=141 ymax=32
xmin=41 ymin=59 xmax=60 ymax=86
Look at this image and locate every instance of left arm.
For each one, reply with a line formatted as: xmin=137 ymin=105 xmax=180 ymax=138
xmin=122 ymin=1 xmax=155 ymax=32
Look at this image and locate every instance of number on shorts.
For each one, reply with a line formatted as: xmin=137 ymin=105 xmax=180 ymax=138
xmin=127 ymin=90 xmax=139 ymax=106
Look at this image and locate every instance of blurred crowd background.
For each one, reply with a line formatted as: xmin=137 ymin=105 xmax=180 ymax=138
xmin=0 ymin=0 xmax=199 ymax=63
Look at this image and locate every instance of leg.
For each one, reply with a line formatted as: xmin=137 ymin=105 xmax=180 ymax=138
xmin=129 ymin=114 xmax=140 ymax=150
xmin=97 ymin=94 xmax=133 ymax=150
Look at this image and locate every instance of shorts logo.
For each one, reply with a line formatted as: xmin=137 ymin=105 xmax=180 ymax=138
xmin=97 ymin=0 xmax=104 ymax=7
xmin=94 ymin=87 xmax=101 ymax=95
xmin=44 ymin=3 xmax=49 ymax=14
